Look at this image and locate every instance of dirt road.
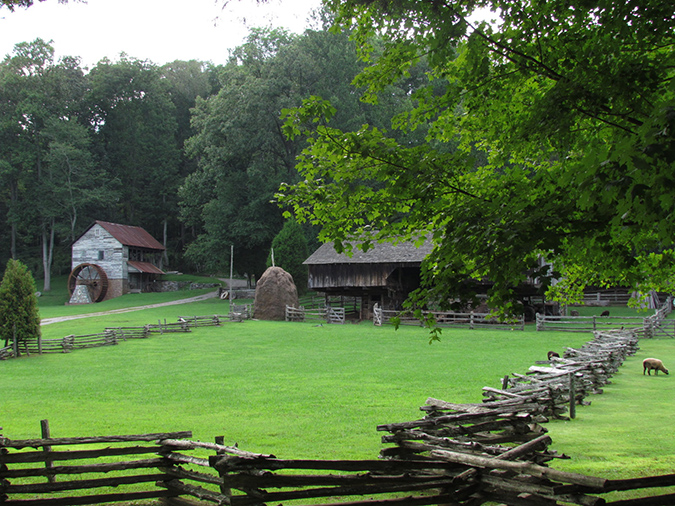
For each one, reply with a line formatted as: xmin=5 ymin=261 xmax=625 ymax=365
xmin=41 ymin=291 xmax=220 ymax=326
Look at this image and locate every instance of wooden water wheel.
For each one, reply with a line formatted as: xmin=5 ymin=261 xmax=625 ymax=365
xmin=68 ymin=263 xmax=109 ymax=302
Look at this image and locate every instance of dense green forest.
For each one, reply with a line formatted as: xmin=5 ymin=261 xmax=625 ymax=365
xmin=0 ymin=10 xmax=429 ymax=291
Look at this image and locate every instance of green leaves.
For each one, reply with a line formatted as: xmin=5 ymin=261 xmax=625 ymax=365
xmin=0 ymin=259 xmax=40 ymax=347
xmin=279 ymin=0 xmax=675 ymax=315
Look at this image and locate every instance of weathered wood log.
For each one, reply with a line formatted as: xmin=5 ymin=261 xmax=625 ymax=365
xmin=493 ymin=434 xmax=552 ymax=461
xmin=0 ymin=458 xmax=167 ymax=478
xmin=381 ymin=431 xmax=515 ymax=456
xmin=159 ymin=439 xmax=272 ymax=458
xmin=163 ymin=452 xmax=210 ymax=468
xmin=158 ymin=479 xmax=227 ymax=504
xmin=0 ymin=489 xmax=175 ymax=505
xmin=5 ymin=473 xmax=168 ymax=493
xmin=221 ymin=471 xmax=465 ymax=489
xmin=212 ymin=456 xmax=461 ymax=473
xmin=163 ymin=466 xmax=224 ymax=486
xmin=482 ymin=474 xmax=605 ymax=506
xmin=424 ymin=397 xmax=545 ymax=415
xmin=482 ymin=386 xmax=528 ymax=399
xmin=430 ymin=449 xmax=607 ymax=489
xmin=0 ymin=445 xmax=162 ymax=464
xmin=1 ymin=431 xmax=192 ymax=449
xmin=378 ymin=410 xmax=537 ymax=433
xmin=602 ymin=473 xmax=675 ymax=492
xmin=219 ymin=477 xmax=467 ymax=506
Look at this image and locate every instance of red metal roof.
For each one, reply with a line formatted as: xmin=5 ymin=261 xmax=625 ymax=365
xmin=95 ymin=221 xmax=165 ymax=251
xmin=127 ymin=260 xmax=165 ymax=275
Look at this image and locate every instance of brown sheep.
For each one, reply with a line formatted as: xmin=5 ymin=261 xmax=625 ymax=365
xmin=547 ymin=351 xmax=560 ymax=360
xmin=643 ymin=358 xmax=669 ymax=376
xmin=600 ymin=310 xmax=610 ymax=317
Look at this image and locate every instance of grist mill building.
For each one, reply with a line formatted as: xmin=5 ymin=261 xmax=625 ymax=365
xmin=69 ymin=221 xmax=165 ymax=303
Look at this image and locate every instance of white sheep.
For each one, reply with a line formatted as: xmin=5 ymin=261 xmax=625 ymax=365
xmin=643 ymin=358 xmax=669 ymax=376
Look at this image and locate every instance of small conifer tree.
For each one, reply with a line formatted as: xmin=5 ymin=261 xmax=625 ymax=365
xmin=268 ymin=219 xmax=310 ymax=294
xmin=0 ymin=259 xmax=41 ymax=353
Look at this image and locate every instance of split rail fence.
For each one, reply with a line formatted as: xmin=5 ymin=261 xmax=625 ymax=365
xmin=285 ymin=305 xmax=346 ymax=324
xmin=373 ymin=306 xmax=525 ymax=330
xmin=0 ymin=425 xmax=264 ymax=506
xmin=1 ymin=314 xmax=243 ymax=358
xmin=536 ymin=296 xmax=673 ymax=336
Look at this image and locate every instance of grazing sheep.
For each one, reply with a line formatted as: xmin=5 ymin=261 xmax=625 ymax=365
xmin=547 ymin=351 xmax=560 ymax=360
xmin=570 ymin=310 xmax=580 ymax=317
xmin=600 ymin=310 xmax=610 ymax=317
xmin=643 ymin=358 xmax=669 ymax=376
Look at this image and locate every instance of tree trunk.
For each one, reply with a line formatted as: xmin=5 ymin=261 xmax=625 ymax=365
xmin=41 ymin=219 xmax=55 ymax=292
xmin=10 ymin=180 xmax=18 ymax=259
xmin=162 ymin=217 xmax=168 ymax=270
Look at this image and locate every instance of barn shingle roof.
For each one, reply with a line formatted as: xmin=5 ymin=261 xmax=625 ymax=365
xmin=304 ymin=239 xmax=433 ymax=265
xmin=95 ymin=221 xmax=165 ymax=251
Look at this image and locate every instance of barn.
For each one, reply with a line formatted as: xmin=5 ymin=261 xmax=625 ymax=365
xmin=303 ymin=239 xmax=433 ymax=319
xmin=68 ymin=221 xmax=165 ymax=303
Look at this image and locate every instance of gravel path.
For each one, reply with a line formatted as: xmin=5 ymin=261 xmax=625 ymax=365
xmin=40 ymin=291 xmax=219 ymax=326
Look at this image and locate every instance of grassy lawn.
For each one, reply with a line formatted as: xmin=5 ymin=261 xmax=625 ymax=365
xmin=37 ymin=275 xmax=222 ymax=320
xmin=552 ymin=336 xmax=675 ymax=476
xmin=7 ymin=299 xmax=591 ymax=460
xmin=2 ymin=294 xmax=674 ymax=503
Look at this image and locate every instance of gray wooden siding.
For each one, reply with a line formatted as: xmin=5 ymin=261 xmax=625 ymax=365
xmin=71 ymin=224 xmax=127 ymax=280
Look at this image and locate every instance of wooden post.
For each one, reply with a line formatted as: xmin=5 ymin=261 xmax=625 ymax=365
xmin=569 ymin=374 xmax=576 ymax=419
xmin=214 ymin=436 xmax=232 ymax=499
xmin=40 ymin=419 xmax=56 ymax=483
xmin=12 ymin=324 xmax=18 ymax=357
xmin=501 ymin=375 xmax=509 ymax=390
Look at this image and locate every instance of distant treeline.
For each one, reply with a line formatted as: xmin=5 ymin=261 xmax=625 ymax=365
xmin=0 ymin=13 xmax=432 ymax=288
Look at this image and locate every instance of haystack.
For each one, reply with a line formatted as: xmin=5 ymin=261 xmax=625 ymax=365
xmin=253 ymin=266 xmax=298 ymax=321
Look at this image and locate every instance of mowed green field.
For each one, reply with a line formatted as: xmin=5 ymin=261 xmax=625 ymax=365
xmin=2 ymin=291 xmax=675 ymax=496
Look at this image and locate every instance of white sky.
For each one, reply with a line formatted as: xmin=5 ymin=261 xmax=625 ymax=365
xmin=0 ymin=0 xmax=323 ymax=68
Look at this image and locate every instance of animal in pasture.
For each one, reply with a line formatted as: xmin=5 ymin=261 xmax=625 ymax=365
xmin=547 ymin=351 xmax=560 ymax=360
xmin=600 ymin=310 xmax=610 ymax=317
xmin=643 ymin=358 xmax=669 ymax=376
xmin=570 ymin=310 xmax=580 ymax=317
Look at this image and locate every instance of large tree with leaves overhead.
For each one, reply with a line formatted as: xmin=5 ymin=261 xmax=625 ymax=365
xmin=278 ymin=0 xmax=675 ymax=317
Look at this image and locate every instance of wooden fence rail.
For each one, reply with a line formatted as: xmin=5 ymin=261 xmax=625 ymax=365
xmin=537 ymin=296 xmax=673 ymax=334
xmin=23 ymin=331 xmax=118 ymax=354
xmin=176 ymin=315 xmax=231 ymax=327
xmin=535 ymin=314 xmax=646 ymax=332
xmin=0 ymin=345 xmax=14 ymax=360
xmin=285 ymin=305 xmax=346 ymax=324
xmin=0 ymin=425 xmax=278 ymax=506
xmin=3 ymin=312 xmax=244 ymax=361
xmin=0 ymin=429 xmax=195 ymax=505
xmin=374 ymin=307 xmax=525 ymax=330
xmin=227 ymin=303 xmax=253 ymax=321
